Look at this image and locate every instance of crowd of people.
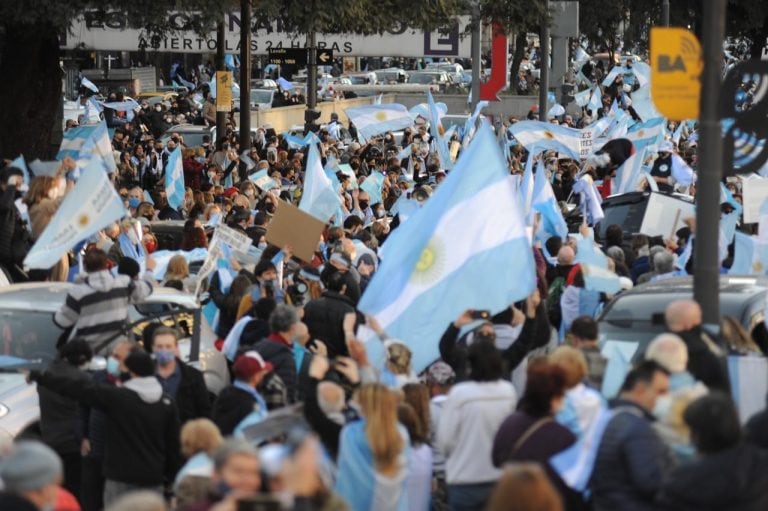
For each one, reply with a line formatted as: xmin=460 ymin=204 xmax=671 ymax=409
xmin=2 ymin=47 xmax=768 ymax=511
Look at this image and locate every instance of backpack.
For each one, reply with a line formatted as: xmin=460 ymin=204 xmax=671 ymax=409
xmin=547 ymin=276 xmax=567 ymax=328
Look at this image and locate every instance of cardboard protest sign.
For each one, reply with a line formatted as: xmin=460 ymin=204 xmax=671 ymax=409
xmin=639 ymin=192 xmax=695 ymax=238
xmin=266 ymin=200 xmax=326 ymax=263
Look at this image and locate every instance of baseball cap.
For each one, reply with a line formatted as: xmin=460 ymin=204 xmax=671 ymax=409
xmin=233 ymin=351 xmax=274 ymax=380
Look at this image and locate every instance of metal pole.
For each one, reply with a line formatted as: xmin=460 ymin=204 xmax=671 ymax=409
xmin=662 ymin=0 xmax=670 ymax=27
xmin=215 ymin=17 xmax=227 ymax=132
xmin=694 ymin=0 xmax=726 ymax=323
xmin=239 ymin=0 xmax=251 ymax=151
xmin=470 ymin=4 xmax=481 ymax=112
xmin=308 ymin=31 xmax=318 ymax=110
xmin=539 ymin=0 xmax=550 ymax=121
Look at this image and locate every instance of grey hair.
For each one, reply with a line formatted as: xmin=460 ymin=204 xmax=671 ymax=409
xmin=648 ymin=245 xmax=666 ymax=270
xmin=654 ymin=251 xmax=675 ymax=274
xmin=269 ymin=304 xmax=299 ymax=333
xmin=606 ymin=245 xmax=625 ymax=263
xmin=211 ymin=439 xmax=259 ymax=471
xmin=106 ymin=491 xmax=167 ymax=511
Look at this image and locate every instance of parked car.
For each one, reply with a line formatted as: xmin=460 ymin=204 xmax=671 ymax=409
xmin=598 ymin=275 xmax=768 ymax=353
xmin=159 ymin=124 xmax=259 ymax=147
xmin=0 ymin=283 xmax=229 ymax=439
xmin=408 ymin=71 xmax=452 ymax=92
xmin=136 ymin=91 xmax=179 ymax=106
xmin=151 ymin=220 xmax=214 ymax=252
xmin=249 ymin=89 xmax=276 ymax=110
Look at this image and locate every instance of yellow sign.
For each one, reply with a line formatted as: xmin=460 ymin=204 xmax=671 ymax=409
xmin=215 ymin=71 xmax=233 ymax=112
xmin=650 ymin=27 xmax=703 ymax=121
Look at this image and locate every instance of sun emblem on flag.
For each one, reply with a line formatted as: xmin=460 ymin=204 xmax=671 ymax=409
xmin=637 ymin=130 xmax=645 ymax=138
xmin=77 ymin=214 xmax=90 ymax=227
xmin=411 ymin=238 xmax=446 ymax=285
xmin=375 ymin=111 xmax=388 ymax=122
xmin=544 ymin=131 xmax=555 ymax=140
xmin=753 ymin=260 xmax=763 ymax=273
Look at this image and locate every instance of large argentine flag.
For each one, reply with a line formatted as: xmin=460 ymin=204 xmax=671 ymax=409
xmin=164 ymin=146 xmax=186 ymax=210
xmin=344 ymin=104 xmax=413 ymax=141
xmin=508 ymin=121 xmax=583 ymax=160
xmin=299 ymin=142 xmax=341 ymax=222
xmin=358 ymin=124 xmax=536 ymax=372
xmin=58 ymin=121 xmax=117 ymax=174
xmin=24 ymin=159 xmax=126 ymax=269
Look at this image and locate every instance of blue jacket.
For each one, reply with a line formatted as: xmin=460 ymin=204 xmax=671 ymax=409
xmin=590 ymin=399 xmax=674 ymax=511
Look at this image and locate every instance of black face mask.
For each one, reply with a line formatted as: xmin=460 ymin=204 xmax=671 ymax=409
xmin=119 ymin=371 xmax=131 ymax=383
xmin=359 ymin=200 xmax=369 ymax=210
xmin=265 ymin=203 xmax=276 ymax=214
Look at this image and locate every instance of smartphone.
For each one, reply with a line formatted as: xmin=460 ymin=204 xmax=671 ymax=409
xmin=470 ymin=310 xmax=491 ymax=320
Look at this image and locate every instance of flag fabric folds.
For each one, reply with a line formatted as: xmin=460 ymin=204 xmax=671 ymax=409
xmin=298 ymin=143 xmax=341 ymax=222
xmin=24 ymin=159 xmax=126 ymax=269
xmin=532 ymin=162 xmax=568 ymax=240
xmin=164 ymin=147 xmax=185 ymax=210
xmin=344 ymin=104 xmax=413 ymax=141
xmin=572 ymin=175 xmax=605 ymax=226
xmin=508 ymin=121 xmax=583 ymax=161
xmin=358 ymin=125 xmax=536 ymax=372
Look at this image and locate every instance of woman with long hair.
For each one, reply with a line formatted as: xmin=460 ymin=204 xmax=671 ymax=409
xmin=335 ymin=383 xmax=409 ymax=510
xmin=24 ymin=175 xmax=68 ymax=281
xmin=401 ymin=383 xmax=433 ymax=511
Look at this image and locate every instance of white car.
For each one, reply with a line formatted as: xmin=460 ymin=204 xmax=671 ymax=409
xmin=0 ymin=283 xmax=229 ymax=440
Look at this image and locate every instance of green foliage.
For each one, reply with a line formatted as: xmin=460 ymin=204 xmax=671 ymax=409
xmin=477 ymin=0 xmax=548 ymax=35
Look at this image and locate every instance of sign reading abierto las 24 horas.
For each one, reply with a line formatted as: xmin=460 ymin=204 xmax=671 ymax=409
xmin=61 ymin=11 xmax=471 ymax=58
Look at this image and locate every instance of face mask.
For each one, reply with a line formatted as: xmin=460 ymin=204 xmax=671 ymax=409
xmin=215 ymin=480 xmax=232 ymax=497
xmin=374 ymin=208 xmax=385 ymax=219
xmin=155 ymin=106 xmax=162 ymax=112
xmin=144 ymin=240 xmax=157 ymax=253
xmin=106 ymin=356 xmax=120 ymax=377
xmin=245 ymin=189 xmax=255 ymax=198
xmin=265 ymin=203 xmax=276 ymax=214
xmin=358 ymin=200 xmax=369 ymax=210
xmin=208 ymin=171 xmax=217 ymax=181
xmin=154 ymin=350 xmax=175 ymax=366
xmin=257 ymin=241 xmax=268 ymax=251
xmin=128 ymin=197 xmax=141 ymax=209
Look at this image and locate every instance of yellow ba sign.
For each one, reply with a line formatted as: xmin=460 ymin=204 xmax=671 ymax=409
xmin=216 ymin=71 xmax=233 ymax=112
xmin=650 ymin=27 xmax=703 ymax=121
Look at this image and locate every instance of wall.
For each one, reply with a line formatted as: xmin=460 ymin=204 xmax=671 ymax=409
xmin=249 ymin=93 xmax=544 ymax=132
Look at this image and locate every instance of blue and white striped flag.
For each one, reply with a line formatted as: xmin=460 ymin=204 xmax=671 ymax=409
xmin=508 ymin=121 xmax=583 ymax=161
xmin=24 ymin=159 xmax=126 ymax=269
xmin=58 ymin=121 xmax=117 ymax=174
xmin=532 ymin=161 xmax=567 ymax=240
xmin=574 ymin=88 xmax=591 ymax=107
xmin=164 ymin=146 xmax=185 ymax=210
xmin=462 ymin=100 xmax=489 ymax=149
xmin=670 ymin=153 xmax=696 ymax=187
xmin=572 ymin=175 xmax=605 ymax=226
xmin=99 ymin=98 xmax=140 ymax=112
xmin=360 ymin=172 xmax=385 ymax=206
xmin=613 ymin=149 xmax=646 ymax=195
xmin=588 ymin=85 xmax=602 ymax=113
xmin=358 ymin=124 xmax=535 ymax=372
xmin=298 ymin=142 xmax=342 ymax=223
xmin=249 ymin=169 xmax=278 ymax=192
xmin=427 ymin=91 xmax=453 ymax=170
xmin=575 ymin=235 xmax=621 ymax=294
xmin=80 ymin=76 xmax=99 ymax=93
xmin=344 ymin=104 xmax=413 ymax=140
xmin=626 ymin=117 xmax=665 ymax=153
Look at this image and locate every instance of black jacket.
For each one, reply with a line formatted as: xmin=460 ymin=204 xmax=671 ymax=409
xmin=439 ymin=302 xmax=551 ymax=381
xmin=212 ymin=385 xmax=259 ymax=436
xmin=173 ymin=360 xmax=212 ymax=424
xmin=656 ymin=443 xmax=768 ymax=511
xmin=0 ymin=185 xmax=29 ymax=269
xmin=38 ymin=359 xmax=88 ymax=455
xmin=745 ymin=395 xmax=768 ymax=450
xmin=0 ymin=493 xmax=37 ymax=511
xmin=302 ymin=376 xmax=342 ymax=459
xmin=253 ymin=335 xmax=297 ymax=403
xmin=590 ymin=399 xmax=674 ymax=511
xmin=34 ymin=371 xmax=181 ymax=486
xmin=302 ymin=291 xmax=358 ymax=358
xmin=676 ymin=327 xmax=730 ymax=394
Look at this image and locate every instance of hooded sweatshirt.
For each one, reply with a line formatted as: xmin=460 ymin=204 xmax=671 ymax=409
xmin=35 ymin=372 xmax=181 ymax=486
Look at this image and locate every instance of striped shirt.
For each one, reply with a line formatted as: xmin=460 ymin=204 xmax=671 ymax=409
xmin=54 ymin=269 xmax=154 ymax=352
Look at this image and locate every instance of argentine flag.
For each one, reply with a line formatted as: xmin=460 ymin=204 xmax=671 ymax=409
xmin=24 ymin=159 xmax=126 ymax=269
xmin=344 ymin=104 xmax=413 ymax=141
xmin=508 ymin=121 xmax=583 ymax=161
xmin=575 ymin=235 xmax=622 ymax=294
xmin=626 ymin=117 xmax=665 ymax=153
xmin=360 ymin=172 xmax=385 ymax=207
xmin=427 ymin=91 xmax=454 ymax=170
xmin=613 ymin=149 xmax=646 ymax=195
xmin=249 ymin=169 xmax=278 ymax=192
xmin=532 ymin=161 xmax=567 ymax=240
xmin=58 ymin=121 xmax=117 ymax=174
xmin=358 ymin=124 xmax=536 ymax=372
xmin=298 ymin=142 xmax=342 ymax=223
xmin=572 ymin=174 xmax=604 ymax=226
xmin=164 ymin=146 xmax=186 ymax=210
xmin=588 ymin=85 xmax=602 ymax=113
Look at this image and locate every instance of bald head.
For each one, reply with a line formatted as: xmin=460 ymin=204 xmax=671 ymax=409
xmin=317 ymin=381 xmax=345 ymax=417
xmin=665 ymin=299 xmax=702 ymax=333
xmin=557 ymin=246 xmax=575 ymax=266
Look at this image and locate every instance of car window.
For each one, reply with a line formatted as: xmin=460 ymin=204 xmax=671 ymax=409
xmin=0 ymin=310 xmax=60 ymax=366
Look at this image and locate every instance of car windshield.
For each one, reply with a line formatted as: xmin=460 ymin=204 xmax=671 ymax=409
xmin=0 ymin=305 xmax=201 ymax=370
xmin=410 ymin=74 xmax=440 ymax=84
xmin=250 ymin=90 xmax=273 ymax=104
xmin=171 ymin=131 xmax=207 ymax=147
xmin=348 ymin=76 xmax=368 ymax=85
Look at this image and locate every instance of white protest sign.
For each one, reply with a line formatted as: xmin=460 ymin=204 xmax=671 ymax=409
xmin=578 ymin=130 xmax=594 ymax=160
xmin=639 ymin=192 xmax=695 ymax=238
xmin=194 ymin=224 xmax=253 ymax=295
xmin=741 ymin=175 xmax=768 ymax=223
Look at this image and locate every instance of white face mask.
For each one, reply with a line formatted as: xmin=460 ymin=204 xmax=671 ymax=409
xmin=245 ymin=189 xmax=255 ymax=198
xmin=653 ymin=393 xmax=673 ymax=420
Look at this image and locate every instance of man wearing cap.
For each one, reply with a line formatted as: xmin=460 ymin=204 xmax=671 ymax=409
xmin=212 ymin=351 xmax=273 ymax=436
xmin=0 ymin=441 xmax=63 ymax=511
xmin=29 ymin=350 xmax=181 ymax=506
xmin=650 ymin=142 xmax=675 ymax=193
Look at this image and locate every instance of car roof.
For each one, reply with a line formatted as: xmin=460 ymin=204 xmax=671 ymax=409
xmin=165 ymin=124 xmax=212 ymax=133
xmin=600 ymin=275 xmax=768 ymax=323
xmin=0 ymin=282 xmax=199 ymax=312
